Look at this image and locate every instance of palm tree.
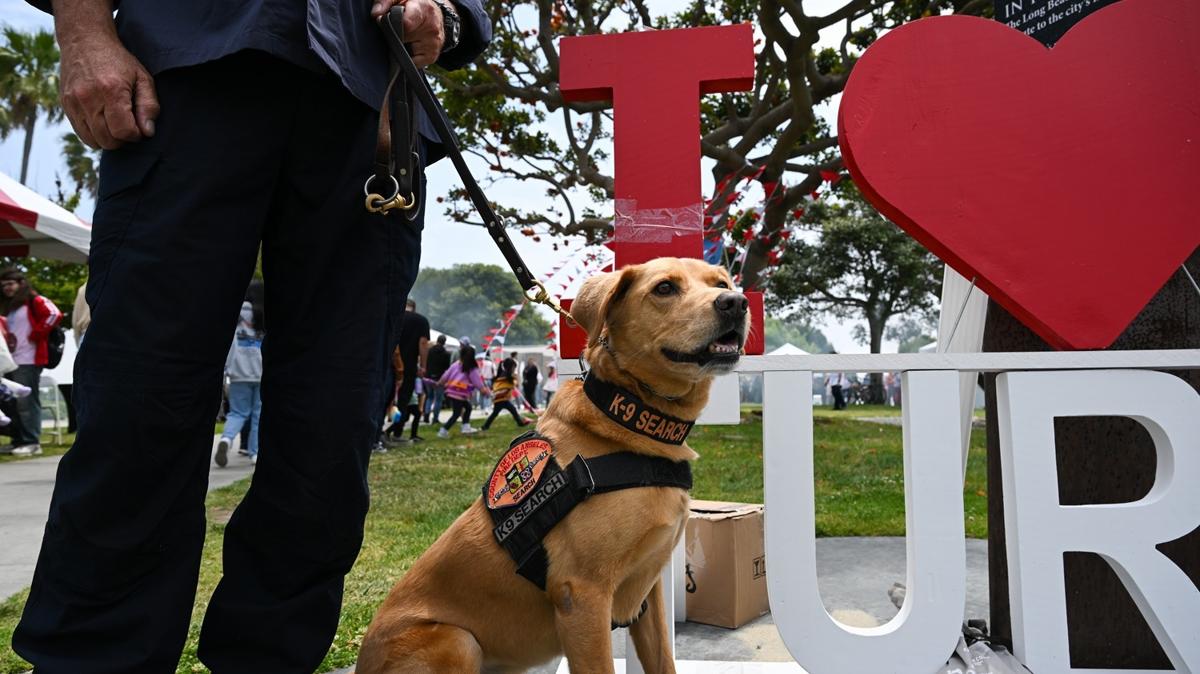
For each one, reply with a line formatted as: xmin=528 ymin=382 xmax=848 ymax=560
xmin=0 ymin=27 xmax=63 ymax=184
xmin=61 ymin=131 xmax=98 ymax=199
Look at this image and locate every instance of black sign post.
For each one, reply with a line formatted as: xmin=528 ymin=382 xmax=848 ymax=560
xmin=994 ymin=0 xmax=1120 ymax=46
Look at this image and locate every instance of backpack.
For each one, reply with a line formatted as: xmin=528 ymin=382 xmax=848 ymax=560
xmin=46 ymin=324 xmax=66 ymax=369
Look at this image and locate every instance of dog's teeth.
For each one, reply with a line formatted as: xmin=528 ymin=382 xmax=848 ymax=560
xmin=707 ymin=342 xmax=737 ymax=354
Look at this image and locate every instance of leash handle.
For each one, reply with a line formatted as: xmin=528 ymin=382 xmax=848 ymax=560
xmin=375 ymin=8 xmax=576 ymax=326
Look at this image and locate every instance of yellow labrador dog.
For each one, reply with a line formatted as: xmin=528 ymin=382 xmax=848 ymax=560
xmin=357 ymin=257 xmax=748 ymax=674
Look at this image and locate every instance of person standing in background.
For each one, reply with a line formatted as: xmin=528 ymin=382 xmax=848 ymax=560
xmin=72 ymin=282 xmax=90 ymax=345
xmin=383 ymin=299 xmax=429 ymax=450
xmin=423 ymin=334 xmax=450 ymax=424
xmin=522 ymin=356 xmax=539 ymax=410
xmin=478 ymin=351 xmax=496 ymax=412
xmin=542 ymin=364 xmax=558 ymax=408
xmin=829 ymin=371 xmax=848 ymax=410
xmin=215 ymin=302 xmax=263 ymax=466
xmin=0 ymin=269 xmax=63 ymax=456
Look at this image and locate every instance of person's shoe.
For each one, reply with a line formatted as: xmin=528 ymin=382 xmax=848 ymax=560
xmin=12 ymin=444 xmax=41 ymax=457
xmin=437 ymin=427 xmax=450 ymax=439
xmin=250 ymin=454 xmax=258 ymax=465
xmin=3 ymin=380 xmax=31 ymax=398
xmin=237 ymin=448 xmax=250 ymax=457
xmin=0 ymin=444 xmax=13 ymax=455
xmin=384 ymin=435 xmax=411 ymax=448
xmin=410 ymin=435 xmax=424 ymax=443
xmin=372 ymin=441 xmax=389 ymax=453
xmin=214 ymin=437 xmax=230 ymax=467
xmin=461 ymin=424 xmax=479 ymax=435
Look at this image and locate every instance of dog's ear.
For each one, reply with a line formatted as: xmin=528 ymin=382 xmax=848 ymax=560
xmin=572 ymin=267 xmax=638 ymax=344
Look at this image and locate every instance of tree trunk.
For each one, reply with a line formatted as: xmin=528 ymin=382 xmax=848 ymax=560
xmin=867 ymin=315 xmax=886 ymax=403
xmin=20 ymin=117 xmax=36 ymax=185
xmin=985 ymin=248 xmax=1200 ymax=666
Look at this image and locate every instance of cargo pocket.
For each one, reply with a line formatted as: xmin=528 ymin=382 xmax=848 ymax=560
xmin=87 ymin=149 xmax=161 ymax=314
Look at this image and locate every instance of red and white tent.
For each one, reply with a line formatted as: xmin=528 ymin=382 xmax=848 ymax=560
xmin=0 ymin=171 xmax=91 ymax=263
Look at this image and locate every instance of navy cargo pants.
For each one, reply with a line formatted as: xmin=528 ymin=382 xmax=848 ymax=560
xmin=13 ymin=51 xmax=423 ymax=673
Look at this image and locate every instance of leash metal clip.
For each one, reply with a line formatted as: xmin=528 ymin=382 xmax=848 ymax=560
xmin=364 ymin=175 xmax=417 ymax=213
xmin=523 ymin=279 xmax=575 ymax=325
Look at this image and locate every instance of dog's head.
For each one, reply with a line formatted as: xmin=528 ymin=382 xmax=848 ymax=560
xmin=572 ymin=258 xmax=749 ymax=393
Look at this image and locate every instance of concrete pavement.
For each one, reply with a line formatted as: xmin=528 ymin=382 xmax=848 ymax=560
xmin=0 ymin=436 xmax=255 ymax=601
xmin=328 ymin=537 xmax=989 ymax=674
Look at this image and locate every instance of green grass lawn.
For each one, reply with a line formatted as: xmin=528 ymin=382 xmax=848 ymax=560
xmin=0 ymin=431 xmax=75 ymax=464
xmin=0 ymin=410 xmax=989 ymax=673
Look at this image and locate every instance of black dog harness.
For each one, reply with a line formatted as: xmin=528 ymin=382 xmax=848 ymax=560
xmin=484 ymin=431 xmax=693 ymax=591
xmin=483 ymin=376 xmax=696 ymax=603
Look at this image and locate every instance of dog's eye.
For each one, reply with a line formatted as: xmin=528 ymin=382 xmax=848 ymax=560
xmin=653 ymin=281 xmax=676 ymax=296
xmin=715 ymin=280 xmax=729 ymax=289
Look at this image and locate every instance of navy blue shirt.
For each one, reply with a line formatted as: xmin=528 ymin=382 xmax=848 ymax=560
xmin=28 ymin=0 xmax=491 ymax=118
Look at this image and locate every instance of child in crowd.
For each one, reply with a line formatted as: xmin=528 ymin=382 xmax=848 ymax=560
xmin=437 ymin=345 xmax=490 ymax=438
xmin=480 ymin=357 xmax=531 ymax=431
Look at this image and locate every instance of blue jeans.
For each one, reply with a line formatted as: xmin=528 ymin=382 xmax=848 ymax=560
xmin=222 ymin=381 xmax=261 ymax=457
xmin=425 ymin=384 xmax=446 ymax=422
xmin=8 ymin=365 xmax=42 ymax=447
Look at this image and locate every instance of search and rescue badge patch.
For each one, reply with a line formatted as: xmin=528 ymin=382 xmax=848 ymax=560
xmin=485 ymin=433 xmax=553 ymax=510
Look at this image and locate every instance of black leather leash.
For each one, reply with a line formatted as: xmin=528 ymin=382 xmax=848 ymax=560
xmin=367 ymin=7 xmax=573 ymax=323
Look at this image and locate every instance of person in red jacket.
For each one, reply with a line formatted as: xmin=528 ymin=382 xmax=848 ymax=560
xmin=0 ymin=269 xmax=63 ymax=456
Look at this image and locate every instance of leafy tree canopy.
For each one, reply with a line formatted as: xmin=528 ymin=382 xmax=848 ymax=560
xmin=407 ymin=263 xmax=552 ymax=347
xmin=431 ymin=0 xmax=990 ymax=290
xmin=767 ymin=184 xmax=941 ymax=354
xmin=764 ymin=315 xmax=831 ymax=354
xmin=0 ymin=27 xmax=62 ymax=184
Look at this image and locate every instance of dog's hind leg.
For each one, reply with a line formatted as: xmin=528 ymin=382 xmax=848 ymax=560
xmin=356 ymin=621 xmax=483 ymax=674
xmin=628 ymin=580 xmax=675 ymax=674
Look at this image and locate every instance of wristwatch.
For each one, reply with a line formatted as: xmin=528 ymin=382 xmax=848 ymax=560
xmin=431 ymin=0 xmax=461 ymax=53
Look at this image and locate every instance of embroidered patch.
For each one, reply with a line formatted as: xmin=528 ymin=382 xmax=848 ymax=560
xmin=485 ymin=435 xmax=554 ymax=510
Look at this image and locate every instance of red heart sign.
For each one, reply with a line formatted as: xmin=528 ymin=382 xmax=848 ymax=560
xmin=839 ymin=0 xmax=1200 ymax=350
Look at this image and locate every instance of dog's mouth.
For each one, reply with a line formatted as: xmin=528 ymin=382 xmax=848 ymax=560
xmin=662 ymin=329 xmax=744 ymax=368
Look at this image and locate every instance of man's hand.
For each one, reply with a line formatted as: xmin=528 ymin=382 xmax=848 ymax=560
xmin=371 ymin=0 xmax=455 ymax=68
xmin=53 ymin=1 xmax=158 ymax=150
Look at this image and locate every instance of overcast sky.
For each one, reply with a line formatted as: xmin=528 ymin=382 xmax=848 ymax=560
xmin=0 ymin=0 xmax=903 ymax=352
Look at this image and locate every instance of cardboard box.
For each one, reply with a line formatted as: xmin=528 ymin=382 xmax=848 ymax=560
xmin=685 ymin=500 xmax=769 ymax=629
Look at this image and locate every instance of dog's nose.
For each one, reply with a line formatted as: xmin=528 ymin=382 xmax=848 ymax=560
xmin=713 ymin=291 xmax=748 ymax=317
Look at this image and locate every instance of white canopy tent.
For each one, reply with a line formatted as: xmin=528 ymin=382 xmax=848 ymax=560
xmin=767 ymin=342 xmax=810 ymax=356
xmin=0 ymin=172 xmax=91 ymax=263
xmin=429 ymin=329 xmax=460 ymax=350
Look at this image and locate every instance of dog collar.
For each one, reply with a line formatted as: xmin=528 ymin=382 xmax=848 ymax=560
xmin=583 ymin=373 xmax=696 ymax=445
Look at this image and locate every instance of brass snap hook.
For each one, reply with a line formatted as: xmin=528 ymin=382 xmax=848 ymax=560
xmin=363 ymin=175 xmax=417 ymax=213
xmin=524 ymin=280 xmax=577 ymax=326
